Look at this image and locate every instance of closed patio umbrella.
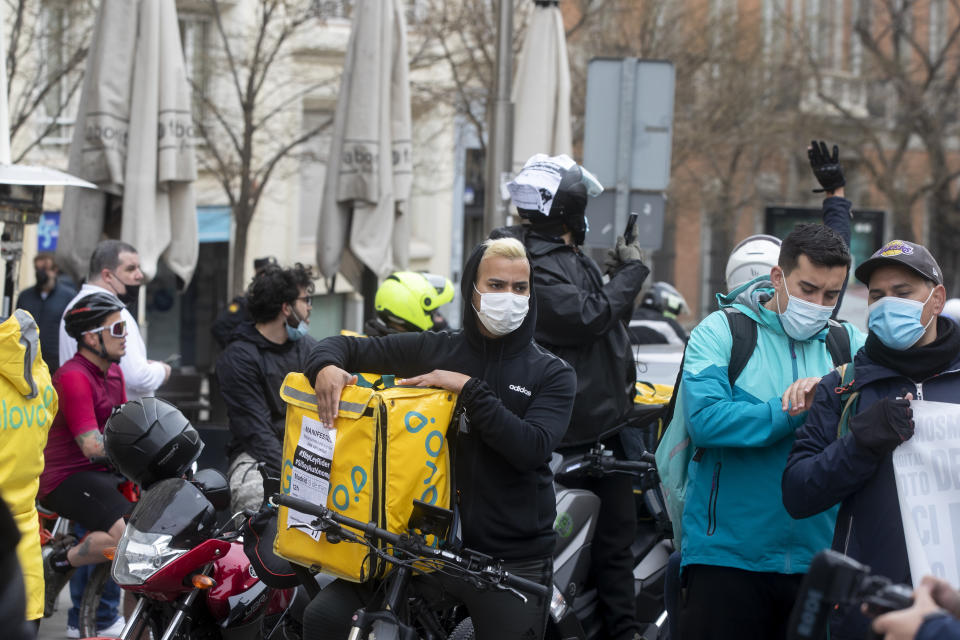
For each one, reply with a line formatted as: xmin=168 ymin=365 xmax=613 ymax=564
xmin=58 ymin=0 xmax=198 ymax=285
xmin=512 ymin=0 xmax=572 ymax=173
xmin=316 ymin=0 xmax=413 ymax=290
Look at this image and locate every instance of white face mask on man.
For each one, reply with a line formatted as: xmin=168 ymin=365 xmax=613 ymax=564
xmin=473 ymin=285 xmax=529 ymax=336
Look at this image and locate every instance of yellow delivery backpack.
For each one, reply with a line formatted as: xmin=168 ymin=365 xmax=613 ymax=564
xmin=274 ymin=373 xmax=457 ymax=582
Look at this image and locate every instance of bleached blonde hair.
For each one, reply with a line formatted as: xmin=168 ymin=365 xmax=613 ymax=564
xmin=480 ymin=237 xmax=527 ymax=261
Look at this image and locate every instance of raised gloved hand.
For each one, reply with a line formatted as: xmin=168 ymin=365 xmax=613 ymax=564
xmin=808 ymin=140 xmax=846 ymax=193
xmin=848 ymin=396 xmax=914 ymax=454
xmin=604 ymin=235 xmax=643 ymax=272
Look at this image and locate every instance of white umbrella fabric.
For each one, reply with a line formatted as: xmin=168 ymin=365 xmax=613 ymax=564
xmin=511 ymin=0 xmax=572 ymax=173
xmin=58 ymin=0 xmax=198 ymax=285
xmin=316 ymin=0 xmax=413 ymax=288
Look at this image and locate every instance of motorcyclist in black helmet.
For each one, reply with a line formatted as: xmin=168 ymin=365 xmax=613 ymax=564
xmin=493 ymin=153 xmax=651 ymax=640
xmin=39 ymin=292 xmax=132 ymax=618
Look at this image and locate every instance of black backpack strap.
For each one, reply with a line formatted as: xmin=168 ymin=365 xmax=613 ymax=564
xmin=825 ymin=320 xmax=853 ymax=367
xmin=723 ymin=307 xmax=757 ymax=388
xmin=656 ymin=349 xmax=686 ymax=448
xmin=656 ymin=308 xmax=754 ymax=450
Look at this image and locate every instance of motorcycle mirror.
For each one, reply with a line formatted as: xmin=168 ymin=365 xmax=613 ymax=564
xmin=192 ymin=468 xmax=231 ymax=512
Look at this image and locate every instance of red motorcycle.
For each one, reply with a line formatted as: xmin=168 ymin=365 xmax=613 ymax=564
xmin=100 ymin=471 xmax=297 ymax=640
xmin=89 ymin=398 xmax=303 ymax=640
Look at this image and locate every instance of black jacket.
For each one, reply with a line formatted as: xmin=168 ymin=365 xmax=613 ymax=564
xmin=217 ymin=322 xmax=318 ymax=475
xmin=492 ymin=226 xmax=649 ymax=445
xmin=305 ymin=243 xmax=576 ymax=561
xmin=15 ymin=279 xmax=77 ymax=373
xmin=783 ymin=335 xmax=960 ymax=640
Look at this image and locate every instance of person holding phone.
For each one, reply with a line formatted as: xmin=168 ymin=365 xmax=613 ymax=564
xmin=492 ymin=153 xmax=650 ymax=640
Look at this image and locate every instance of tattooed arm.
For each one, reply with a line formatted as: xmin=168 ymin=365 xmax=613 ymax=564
xmin=74 ymin=430 xmax=105 ymax=459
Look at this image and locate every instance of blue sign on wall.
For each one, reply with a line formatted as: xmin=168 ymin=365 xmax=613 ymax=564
xmin=38 ymin=212 xmax=60 ymax=251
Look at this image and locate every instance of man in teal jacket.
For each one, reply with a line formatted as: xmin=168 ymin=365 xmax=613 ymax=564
xmin=677 ymin=223 xmax=865 ymax=640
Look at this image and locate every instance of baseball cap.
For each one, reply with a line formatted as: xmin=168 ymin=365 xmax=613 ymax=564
xmin=854 ymin=240 xmax=943 ymax=286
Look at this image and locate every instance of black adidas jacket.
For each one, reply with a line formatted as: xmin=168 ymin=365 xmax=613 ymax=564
xmin=306 ymin=243 xmax=576 ymax=561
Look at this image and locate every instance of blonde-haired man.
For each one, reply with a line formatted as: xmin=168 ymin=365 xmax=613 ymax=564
xmin=303 ymin=237 xmax=576 ymax=640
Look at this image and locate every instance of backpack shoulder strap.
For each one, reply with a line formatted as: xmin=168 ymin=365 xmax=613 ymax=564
xmin=834 ymin=361 xmax=861 ymax=439
xmin=723 ymin=307 xmax=757 ymax=388
xmin=656 ymin=349 xmax=686 ymax=448
xmin=825 ymin=320 xmax=853 ymax=367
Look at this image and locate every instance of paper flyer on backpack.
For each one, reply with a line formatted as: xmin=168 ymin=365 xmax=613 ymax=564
xmin=892 ymin=400 xmax=960 ymax=588
xmin=287 ymin=416 xmax=336 ymax=542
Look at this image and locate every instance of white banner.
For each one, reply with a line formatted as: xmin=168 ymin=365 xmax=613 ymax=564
xmin=892 ymin=400 xmax=960 ymax=587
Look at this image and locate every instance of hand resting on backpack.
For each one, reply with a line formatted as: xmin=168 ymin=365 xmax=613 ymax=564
xmin=849 ymin=393 xmax=914 ymax=454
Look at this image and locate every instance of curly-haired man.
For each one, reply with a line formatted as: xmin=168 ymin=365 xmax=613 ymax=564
xmin=217 ymin=263 xmax=317 ymax=511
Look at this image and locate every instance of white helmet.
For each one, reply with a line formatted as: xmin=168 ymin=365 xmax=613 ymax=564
xmin=725 ymin=234 xmax=782 ymax=292
xmin=943 ymin=298 xmax=960 ymax=323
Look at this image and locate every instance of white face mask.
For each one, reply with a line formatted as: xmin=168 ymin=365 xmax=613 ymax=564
xmin=473 ymin=285 xmax=529 ymax=337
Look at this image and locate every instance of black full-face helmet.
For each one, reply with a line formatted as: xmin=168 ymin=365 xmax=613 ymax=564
xmin=509 ymin=155 xmax=599 ymax=245
xmin=104 ymin=397 xmax=204 ymax=488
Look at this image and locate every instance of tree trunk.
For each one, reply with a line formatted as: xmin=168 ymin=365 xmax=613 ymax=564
xmin=706 ymin=204 xmax=734 ymax=313
xmin=231 ymin=206 xmax=250 ymax=299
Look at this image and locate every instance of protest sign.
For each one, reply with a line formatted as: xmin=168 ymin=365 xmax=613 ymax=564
xmin=893 ymin=400 xmax=960 ymax=587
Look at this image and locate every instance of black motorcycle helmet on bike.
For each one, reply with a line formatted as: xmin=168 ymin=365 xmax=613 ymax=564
xmin=507 ymin=154 xmax=602 ymax=246
xmin=64 ymin=292 xmax=126 ymax=363
xmin=104 ymin=397 xmax=204 ymax=488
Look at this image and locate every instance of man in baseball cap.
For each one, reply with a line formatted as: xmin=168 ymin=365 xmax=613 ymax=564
xmin=782 ymin=238 xmax=960 ymax=640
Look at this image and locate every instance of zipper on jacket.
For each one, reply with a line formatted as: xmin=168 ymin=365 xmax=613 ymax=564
xmin=789 ymin=340 xmax=799 ymax=382
xmin=915 ymin=381 xmax=924 ymax=400
xmin=842 ymin=515 xmax=854 ymax=555
xmin=707 ymin=461 xmax=721 ymax=536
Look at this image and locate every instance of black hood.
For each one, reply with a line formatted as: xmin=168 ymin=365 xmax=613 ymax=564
xmin=460 ymin=241 xmax=538 ymax=355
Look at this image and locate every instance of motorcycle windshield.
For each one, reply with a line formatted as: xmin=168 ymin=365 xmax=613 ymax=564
xmin=127 ymin=477 xmax=217 ymax=549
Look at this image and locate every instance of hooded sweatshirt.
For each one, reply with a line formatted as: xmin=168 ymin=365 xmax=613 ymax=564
xmin=305 ymin=243 xmax=576 ymax=561
xmin=217 ymin=321 xmax=318 ymax=475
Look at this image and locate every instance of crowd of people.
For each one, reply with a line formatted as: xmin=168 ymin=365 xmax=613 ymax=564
xmin=3 ymin=140 xmax=960 ymax=640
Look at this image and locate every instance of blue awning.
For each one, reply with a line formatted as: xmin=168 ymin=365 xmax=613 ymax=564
xmin=198 ymin=206 xmax=231 ymax=243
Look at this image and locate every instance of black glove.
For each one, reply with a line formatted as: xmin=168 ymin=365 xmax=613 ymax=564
xmin=808 ymin=140 xmax=846 ymax=193
xmin=848 ymin=397 xmax=914 ymax=454
xmin=604 ymin=235 xmax=643 ymax=272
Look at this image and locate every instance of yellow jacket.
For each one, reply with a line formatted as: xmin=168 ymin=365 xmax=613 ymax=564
xmin=0 ymin=310 xmax=58 ymax=620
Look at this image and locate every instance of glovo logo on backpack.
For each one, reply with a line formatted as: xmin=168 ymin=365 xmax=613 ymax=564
xmin=275 ymin=373 xmax=456 ymax=582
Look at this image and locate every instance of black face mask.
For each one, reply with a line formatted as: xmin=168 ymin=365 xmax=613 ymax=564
xmin=35 ymin=269 xmax=50 ymax=288
xmin=117 ymin=283 xmax=140 ymax=306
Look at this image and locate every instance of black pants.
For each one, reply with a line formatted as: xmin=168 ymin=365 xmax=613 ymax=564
xmin=560 ymin=439 xmax=639 ymax=640
xmin=678 ymin=564 xmax=803 ymax=640
xmin=302 ymin=557 xmax=552 ymax=640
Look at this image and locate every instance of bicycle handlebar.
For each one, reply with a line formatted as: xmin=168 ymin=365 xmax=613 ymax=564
xmin=271 ymin=494 xmax=550 ymax=598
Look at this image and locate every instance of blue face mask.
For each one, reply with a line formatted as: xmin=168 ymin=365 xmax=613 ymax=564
xmin=286 ymin=309 xmax=309 ymax=342
xmin=776 ymin=278 xmax=834 ymax=341
xmin=868 ymin=289 xmax=934 ymax=350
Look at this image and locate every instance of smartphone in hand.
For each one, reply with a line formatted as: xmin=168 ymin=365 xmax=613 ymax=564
xmin=624 ymin=212 xmax=639 ymax=245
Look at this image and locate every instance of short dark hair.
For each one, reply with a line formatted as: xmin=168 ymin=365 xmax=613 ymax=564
xmin=89 ymin=239 xmax=138 ymax=277
xmin=246 ymin=263 xmax=315 ymax=323
xmin=779 ymin=223 xmax=851 ymax=274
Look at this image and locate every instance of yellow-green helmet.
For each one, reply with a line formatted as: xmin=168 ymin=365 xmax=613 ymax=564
xmin=374 ymin=271 xmax=455 ymax=332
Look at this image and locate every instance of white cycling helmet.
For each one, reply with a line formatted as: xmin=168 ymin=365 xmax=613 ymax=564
xmin=942 ymin=298 xmax=960 ymax=323
xmin=725 ymin=234 xmax=782 ymax=292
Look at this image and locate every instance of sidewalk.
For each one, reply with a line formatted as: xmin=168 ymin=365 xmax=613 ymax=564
xmin=37 ymin=590 xmax=70 ymax=640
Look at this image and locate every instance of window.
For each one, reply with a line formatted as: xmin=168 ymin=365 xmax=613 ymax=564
xmin=179 ymin=14 xmax=212 ymax=128
xmin=38 ymin=1 xmax=84 ymax=145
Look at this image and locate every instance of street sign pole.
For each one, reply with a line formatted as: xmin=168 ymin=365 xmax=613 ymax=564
xmin=484 ymin=0 xmax=514 ymax=234
xmin=614 ymin=58 xmax=637 ymax=238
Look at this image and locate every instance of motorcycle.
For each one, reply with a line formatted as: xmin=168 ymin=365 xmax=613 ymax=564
xmin=451 ymin=420 xmax=674 ymax=640
xmin=104 ymin=469 xmax=299 ymax=640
